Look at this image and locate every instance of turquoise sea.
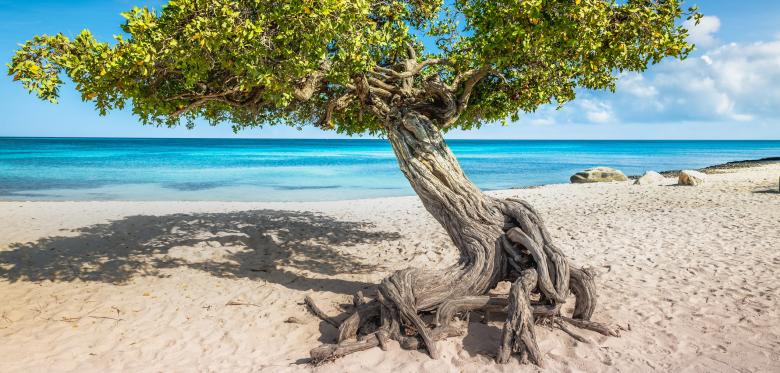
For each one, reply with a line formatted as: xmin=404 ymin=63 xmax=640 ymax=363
xmin=0 ymin=138 xmax=778 ymax=201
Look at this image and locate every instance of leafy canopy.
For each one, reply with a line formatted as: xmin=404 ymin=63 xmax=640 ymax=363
xmin=9 ymin=0 xmax=700 ymax=134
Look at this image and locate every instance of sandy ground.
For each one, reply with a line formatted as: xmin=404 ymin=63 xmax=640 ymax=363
xmin=0 ymin=164 xmax=778 ymax=373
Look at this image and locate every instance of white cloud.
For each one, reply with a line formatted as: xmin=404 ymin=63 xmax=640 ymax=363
xmin=684 ymin=16 xmax=721 ymax=48
xmin=579 ymin=100 xmax=614 ymax=123
xmin=528 ymin=117 xmax=554 ymax=126
xmin=618 ymin=73 xmax=658 ymax=98
xmin=620 ymin=38 xmax=780 ymax=123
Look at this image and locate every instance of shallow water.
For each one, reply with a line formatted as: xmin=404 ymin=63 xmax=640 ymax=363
xmin=0 ymin=138 xmax=778 ymax=201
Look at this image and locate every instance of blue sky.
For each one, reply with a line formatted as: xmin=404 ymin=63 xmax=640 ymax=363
xmin=0 ymin=1 xmax=779 ymax=139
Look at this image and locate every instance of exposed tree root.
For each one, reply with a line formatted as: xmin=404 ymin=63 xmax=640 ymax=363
xmin=497 ymin=270 xmax=542 ymax=365
xmin=558 ymin=316 xmax=621 ymax=337
xmin=336 ymin=301 xmax=380 ymax=343
xmin=304 ymin=295 xmax=340 ymax=329
xmin=305 ymin=197 xmax=619 ymax=365
xmin=554 ymin=319 xmax=591 ymax=344
xmin=310 ymin=332 xmax=380 ymax=362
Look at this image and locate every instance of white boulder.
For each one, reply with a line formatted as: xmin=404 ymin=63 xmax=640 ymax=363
xmin=678 ymin=170 xmax=706 ymax=186
xmin=634 ymin=171 xmax=667 ymax=186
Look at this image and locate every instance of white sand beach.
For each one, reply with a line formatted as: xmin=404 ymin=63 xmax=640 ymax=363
xmin=0 ymin=164 xmax=778 ymax=372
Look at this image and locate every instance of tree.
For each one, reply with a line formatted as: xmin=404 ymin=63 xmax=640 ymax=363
xmin=9 ymin=0 xmax=700 ymax=365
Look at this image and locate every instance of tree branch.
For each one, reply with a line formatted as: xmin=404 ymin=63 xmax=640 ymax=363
xmin=405 ymin=42 xmax=417 ymax=60
xmin=167 ymin=87 xmax=241 ymax=102
xmin=441 ymin=67 xmax=492 ymax=128
xmin=318 ymin=93 xmax=354 ymax=128
xmin=292 ymin=60 xmax=331 ymax=102
xmin=170 ymin=94 xmax=232 ymax=118
xmin=367 ymin=77 xmax=398 ymax=94
xmin=373 ymin=58 xmax=448 ymax=80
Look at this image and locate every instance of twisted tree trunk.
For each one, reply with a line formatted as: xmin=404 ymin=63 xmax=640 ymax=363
xmin=309 ymin=109 xmax=616 ymax=364
xmin=383 ymin=110 xmax=506 ymax=312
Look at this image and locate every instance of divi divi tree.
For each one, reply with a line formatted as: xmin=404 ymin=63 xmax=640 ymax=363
xmin=9 ymin=0 xmax=699 ymax=365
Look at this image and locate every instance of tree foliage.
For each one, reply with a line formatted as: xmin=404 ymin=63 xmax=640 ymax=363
xmin=9 ymin=0 xmax=700 ymax=134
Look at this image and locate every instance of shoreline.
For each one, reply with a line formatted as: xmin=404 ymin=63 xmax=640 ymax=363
xmin=655 ymin=156 xmax=780 ymax=178
xmin=1 ymin=157 xmax=778 ymax=204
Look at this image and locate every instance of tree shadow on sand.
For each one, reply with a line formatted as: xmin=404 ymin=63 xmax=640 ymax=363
xmin=0 ymin=209 xmax=402 ymax=295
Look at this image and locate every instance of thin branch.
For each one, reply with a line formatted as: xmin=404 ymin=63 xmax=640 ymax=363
xmin=319 ymin=93 xmax=354 ymax=128
xmin=167 ymin=87 xmax=241 ymax=102
xmin=374 ymin=66 xmax=401 ymax=77
xmin=171 ymin=97 xmax=211 ymax=118
xmin=373 ymin=58 xmax=448 ymax=80
xmin=367 ymin=77 xmax=397 ymax=93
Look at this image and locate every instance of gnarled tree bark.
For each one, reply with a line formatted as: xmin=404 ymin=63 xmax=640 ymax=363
xmin=308 ymin=108 xmax=615 ymax=365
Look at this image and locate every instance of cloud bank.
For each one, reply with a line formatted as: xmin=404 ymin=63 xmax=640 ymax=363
xmin=520 ymin=16 xmax=780 ymax=130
